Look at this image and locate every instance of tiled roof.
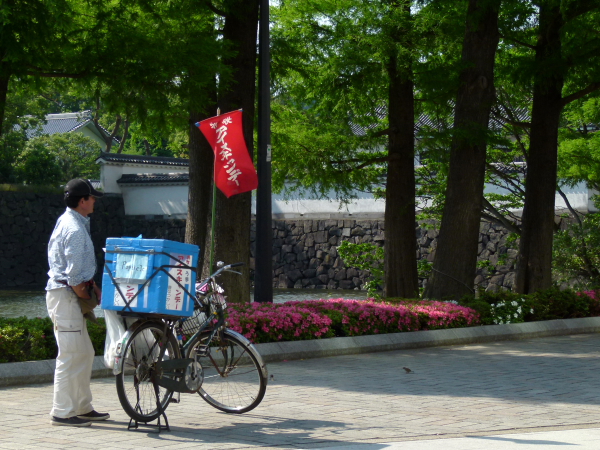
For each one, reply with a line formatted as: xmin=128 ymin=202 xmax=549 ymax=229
xmin=490 ymin=162 xmax=527 ymax=176
xmin=97 ymin=152 xmax=189 ymax=166
xmin=349 ymin=105 xmax=532 ymax=136
xmin=90 ymin=180 xmax=102 ymax=190
xmin=23 ymin=111 xmax=117 ymax=141
xmin=117 ymin=173 xmax=190 ymax=185
xmin=349 ymin=106 xmax=387 ymax=137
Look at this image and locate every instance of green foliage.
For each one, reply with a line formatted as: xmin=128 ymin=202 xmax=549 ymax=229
xmin=337 ymin=241 xmax=384 ymax=297
xmin=466 ymin=290 xmax=527 ymax=324
xmin=1 ymin=0 xmax=222 ymax=169
xmin=459 ymin=288 xmax=599 ymax=325
xmin=0 ymin=132 xmax=27 ymax=184
xmin=15 ymin=133 xmax=102 ymax=185
xmin=0 ymin=184 xmax=62 ymax=193
xmin=417 ymin=258 xmax=433 ymax=280
xmin=0 ymin=317 xmax=55 ymax=363
xmin=527 ymin=288 xmax=591 ymax=321
xmin=0 ymin=317 xmax=106 ymax=363
xmin=457 ymin=296 xmax=494 ymax=325
xmin=558 ymin=96 xmax=600 ymax=191
xmin=15 ymin=143 xmax=63 ymax=185
xmin=87 ymin=319 xmax=107 ymax=356
xmin=553 ymin=214 xmax=600 ymax=289
xmin=489 ymin=296 xmax=530 ymax=325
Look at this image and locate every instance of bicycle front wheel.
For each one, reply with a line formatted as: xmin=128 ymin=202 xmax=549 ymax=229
xmin=115 ymin=321 xmax=180 ymax=423
xmin=186 ymin=329 xmax=267 ymax=413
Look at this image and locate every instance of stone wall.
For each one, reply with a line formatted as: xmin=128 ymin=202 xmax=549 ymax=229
xmin=260 ymin=219 xmax=518 ymax=293
xmin=0 ymin=192 xmax=125 ymax=287
xmin=260 ymin=219 xmax=384 ymax=290
xmin=0 ymin=191 xmax=517 ymax=292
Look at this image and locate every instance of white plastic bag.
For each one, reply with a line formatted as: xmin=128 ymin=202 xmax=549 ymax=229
xmin=103 ymin=309 xmax=127 ymax=369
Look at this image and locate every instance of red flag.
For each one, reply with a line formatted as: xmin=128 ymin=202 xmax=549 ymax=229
xmin=196 ymin=110 xmax=258 ymax=198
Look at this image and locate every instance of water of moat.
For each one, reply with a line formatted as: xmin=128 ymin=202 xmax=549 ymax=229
xmin=0 ymin=288 xmax=369 ymax=319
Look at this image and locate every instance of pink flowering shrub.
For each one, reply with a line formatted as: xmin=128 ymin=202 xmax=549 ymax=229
xmin=227 ymin=302 xmax=335 ymax=344
xmin=227 ymin=298 xmax=480 ymax=343
xmin=576 ymin=290 xmax=600 ymax=316
xmin=398 ymin=300 xmax=481 ymax=330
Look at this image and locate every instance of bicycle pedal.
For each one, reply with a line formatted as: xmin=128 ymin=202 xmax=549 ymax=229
xmin=169 ymin=398 xmax=180 ymax=404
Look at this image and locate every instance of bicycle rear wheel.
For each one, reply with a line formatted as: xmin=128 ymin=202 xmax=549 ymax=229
xmin=186 ymin=329 xmax=267 ymax=413
xmin=115 ymin=321 xmax=180 ymax=423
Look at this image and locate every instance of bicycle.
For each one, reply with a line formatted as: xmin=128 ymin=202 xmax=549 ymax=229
xmin=111 ymin=262 xmax=268 ymax=429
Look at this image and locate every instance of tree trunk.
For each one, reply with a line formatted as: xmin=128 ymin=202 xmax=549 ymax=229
xmin=384 ymin=53 xmax=418 ymax=298
xmin=212 ymin=0 xmax=259 ymax=303
xmin=185 ymin=107 xmax=215 ymax=270
xmin=424 ymin=0 xmax=500 ymax=300
xmin=117 ymin=118 xmax=130 ymax=154
xmin=0 ymin=62 xmax=10 ymax=136
xmin=515 ymin=3 xmax=564 ymax=294
xmin=143 ymin=138 xmax=151 ymax=156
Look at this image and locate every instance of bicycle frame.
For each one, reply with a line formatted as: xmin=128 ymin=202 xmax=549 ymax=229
xmin=112 ymin=263 xmax=242 ymax=375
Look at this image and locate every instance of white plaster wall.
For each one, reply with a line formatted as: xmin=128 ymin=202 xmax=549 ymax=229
xmin=555 ymin=184 xmax=589 ymax=212
xmin=99 ymin=164 xmax=124 ymax=193
xmin=99 ymin=163 xmax=595 ymax=217
xmin=77 ymin=126 xmax=109 ymax=151
xmin=588 ymin=189 xmax=599 ymax=213
xmin=120 ymin=185 xmax=189 ymax=217
xmin=98 ymin=163 xmax=188 ymax=194
xmin=485 ymin=180 xmax=590 ymax=213
xmin=268 ymin=190 xmax=385 ymax=218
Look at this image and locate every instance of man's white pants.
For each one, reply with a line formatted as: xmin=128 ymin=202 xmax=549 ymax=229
xmin=46 ymin=288 xmax=95 ymax=418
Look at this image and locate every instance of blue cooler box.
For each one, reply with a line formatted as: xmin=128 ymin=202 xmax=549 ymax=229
xmin=101 ymin=237 xmax=199 ymax=317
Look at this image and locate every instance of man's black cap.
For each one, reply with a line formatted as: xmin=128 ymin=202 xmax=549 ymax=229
xmin=64 ymin=179 xmax=104 ymax=198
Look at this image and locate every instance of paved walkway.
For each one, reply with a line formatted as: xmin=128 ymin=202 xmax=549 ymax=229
xmin=1 ymin=334 xmax=600 ymax=449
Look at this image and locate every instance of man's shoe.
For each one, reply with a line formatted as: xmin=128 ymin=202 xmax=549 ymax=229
xmin=77 ymin=410 xmax=110 ymax=421
xmin=51 ymin=416 xmax=92 ymax=427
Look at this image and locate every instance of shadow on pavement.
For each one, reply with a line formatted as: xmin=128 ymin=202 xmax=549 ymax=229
xmin=468 ymin=435 xmax=577 ymax=446
xmin=266 ymin=335 xmax=600 ymax=406
xmin=95 ymin=417 xmax=376 ymax=449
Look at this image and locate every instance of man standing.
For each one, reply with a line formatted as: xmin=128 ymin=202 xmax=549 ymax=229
xmin=46 ymin=179 xmax=110 ymax=427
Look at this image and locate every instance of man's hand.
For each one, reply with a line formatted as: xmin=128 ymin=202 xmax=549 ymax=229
xmin=93 ymin=283 xmax=102 ymax=305
xmin=72 ymin=282 xmax=91 ymax=299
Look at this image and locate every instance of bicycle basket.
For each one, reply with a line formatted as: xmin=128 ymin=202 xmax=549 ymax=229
xmin=181 ymin=306 xmax=209 ymax=336
xmin=210 ymin=292 xmax=227 ymax=309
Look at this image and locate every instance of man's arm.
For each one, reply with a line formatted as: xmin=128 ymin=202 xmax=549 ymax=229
xmin=71 ymin=282 xmax=91 ymax=299
xmin=63 ymin=228 xmax=95 ymax=295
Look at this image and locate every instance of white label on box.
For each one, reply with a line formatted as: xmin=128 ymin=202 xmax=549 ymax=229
xmin=115 ymin=253 xmax=150 ymax=281
xmin=114 ymin=283 xmax=139 ymax=308
xmin=166 ymin=254 xmax=193 ymax=311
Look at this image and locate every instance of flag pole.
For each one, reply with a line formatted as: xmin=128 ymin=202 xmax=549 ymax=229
xmin=209 ymin=108 xmax=221 ymax=274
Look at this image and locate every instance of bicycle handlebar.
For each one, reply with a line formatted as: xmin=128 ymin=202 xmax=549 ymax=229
xmin=196 ymin=262 xmax=245 ymax=291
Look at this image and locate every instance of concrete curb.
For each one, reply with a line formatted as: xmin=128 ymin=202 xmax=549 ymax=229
xmin=2 ymin=317 xmax=599 ymax=387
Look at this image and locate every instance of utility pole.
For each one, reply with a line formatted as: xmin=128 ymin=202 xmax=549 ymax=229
xmin=254 ymin=0 xmax=273 ymax=303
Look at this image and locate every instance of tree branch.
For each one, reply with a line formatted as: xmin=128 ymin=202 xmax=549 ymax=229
xmin=486 ymin=162 xmax=526 ymax=196
xmin=557 ymin=187 xmax=584 ymax=226
xmin=481 ymin=196 xmax=522 ymax=235
xmin=367 ymin=128 xmax=391 ymax=138
xmin=204 ymin=0 xmax=226 ymax=17
xmin=25 ymin=71 xmax=91 ymax=79
xmin=331 ymin=156 xmax=389 ymax=172
xmin=557 ymin=187 xmax=600 ymax=279
xmin=561 ymin=81 xmax=600 ymax=107
xmin=499 ymin=33 xmax=536 ymax=50
xmin=117 ymin=118 xmax=130 ymax=154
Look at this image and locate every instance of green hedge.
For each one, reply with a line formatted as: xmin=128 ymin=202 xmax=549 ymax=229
xmin=2 ymin=287 xmax=600 ymax=363
xmin=458 ymin=288 xmax=600 ymax=325
xmin=0 ymin=317 xmax=106 ymax=363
